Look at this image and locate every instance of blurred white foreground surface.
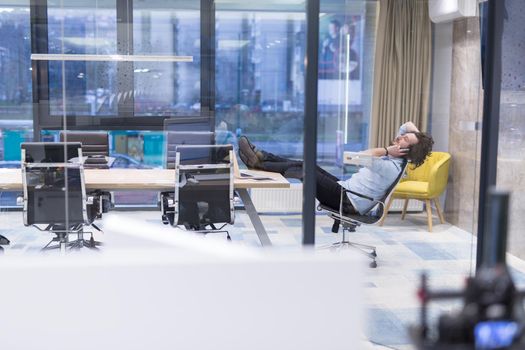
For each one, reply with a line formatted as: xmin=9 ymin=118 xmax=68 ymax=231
xmin=0 ymin=216 xmax=364 ymax=350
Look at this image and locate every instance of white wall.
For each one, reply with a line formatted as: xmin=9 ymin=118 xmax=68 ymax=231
xmin=430 ymin=22 xmax=454 ymax=210
xmin=430 ymin=22 xmax=454 ymax=152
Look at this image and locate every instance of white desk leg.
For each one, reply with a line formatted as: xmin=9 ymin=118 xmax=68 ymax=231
xmin=237 ymin=189 xmax=272 ymax=247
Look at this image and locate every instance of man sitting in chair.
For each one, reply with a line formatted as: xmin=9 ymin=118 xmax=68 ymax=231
xmin=238 ymin=122 xmax=434 ymax=215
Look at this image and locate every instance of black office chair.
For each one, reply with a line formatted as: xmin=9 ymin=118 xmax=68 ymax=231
xmin=21 ymin=142 xmax=103 ymax=252
xmin=59 ymin=130 xmax=112 ymax=215
xmin=163 ymin=116 xmax=213 ymax=133
xmin=59 ymin=130 xmax=109 ymax=157
xmin=319 ymin=159 xmax=408 ymax=268
xmin=163 ymin=116 xmax=215 ymax=169
xmin=165 ymin=131 xmax=215 ymax=169
xmin=160 ymin=145 xmax=235 ymax=240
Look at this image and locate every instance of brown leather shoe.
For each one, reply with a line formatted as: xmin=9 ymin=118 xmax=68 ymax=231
xmin=240 ymin=135 xmax=266 ymax=161
xmin=238 ymin=136 xmax=261 ymax=169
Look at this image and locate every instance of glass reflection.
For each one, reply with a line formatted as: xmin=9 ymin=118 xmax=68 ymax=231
xmin=133 ymin=5 xmax=200 ymax=116
xmin=47 ymin=0 xmax=117 ymax=117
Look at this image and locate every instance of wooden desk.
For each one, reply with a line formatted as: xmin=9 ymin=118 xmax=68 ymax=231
xmin=0 ymin=168 xmax=289 ymax=247
xmin=0 ymin=168 xmax=288 ymax=191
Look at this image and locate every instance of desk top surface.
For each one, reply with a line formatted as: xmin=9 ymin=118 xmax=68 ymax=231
xmin=0 ymin=168 xmax=290 ymax=191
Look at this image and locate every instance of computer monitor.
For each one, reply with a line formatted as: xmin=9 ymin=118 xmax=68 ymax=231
xmin=21 ymin=142 xmax=82 ymax=163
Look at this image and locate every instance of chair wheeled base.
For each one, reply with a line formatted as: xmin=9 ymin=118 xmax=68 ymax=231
xmin=162 ymin=212 xmax=232 ymax=241
xmin=182 ymin=221 xmax=232 ymax=241
xmin=319 ymin=159 xmax=408 ymax=269
xmin=324 ymin=211 xmax=378 ymax=268
xmin=38 ymin=223 xmax=103 ymax=253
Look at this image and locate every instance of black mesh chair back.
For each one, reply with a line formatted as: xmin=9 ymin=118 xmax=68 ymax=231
xmin=163 ymin=117 xmax=213 ymax=132
xmin=20 ymin=142 xmax=102 ymax=251
xmin=24 ymin=166 xmax=86 ymax=226
xmin=165 ymin=131 xmax=215 ymax=169
xmin=22 ymin=142 xmax=82 ymax=164
xmin=21 ymin=142 xmax=89 ymax=226
xmin=164 ymin=117 xmax=215 ymax=169
xmin=59 ymin=131 xmax=109 ymax=157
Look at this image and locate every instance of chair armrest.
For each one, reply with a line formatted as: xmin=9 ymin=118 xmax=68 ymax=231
xmin=343 ymin=188 xmax=375 ymax=202
xmin=160 ymin=192 xmax=176 ymax=208
xmin=340 ymin=188 xmax=385 ymax=220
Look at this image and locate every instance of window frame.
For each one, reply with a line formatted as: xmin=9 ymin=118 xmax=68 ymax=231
xmin=30 ymin=0 xmax=215 ymax=134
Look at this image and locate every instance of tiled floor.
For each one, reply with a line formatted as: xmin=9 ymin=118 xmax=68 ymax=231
xmin=2 ymin=208 xmax=525 ymax=350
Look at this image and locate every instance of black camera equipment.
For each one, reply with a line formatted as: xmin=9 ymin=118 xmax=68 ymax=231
xmin=410 ymin=189 xmax=525 ymax=349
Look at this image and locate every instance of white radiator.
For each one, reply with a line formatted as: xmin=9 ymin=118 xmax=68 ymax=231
xmin=249 ymin=184 xmax=303 ymax=213
xmin=249 ymin=184 xmax=423 ymax=213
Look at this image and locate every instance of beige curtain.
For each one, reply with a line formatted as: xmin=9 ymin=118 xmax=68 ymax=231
xmin=370 ymin=0 xmax=432 ymax=147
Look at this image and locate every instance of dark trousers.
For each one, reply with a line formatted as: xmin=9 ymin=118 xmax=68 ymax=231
xmin=259 ymin=151 xmax=357 ymax=214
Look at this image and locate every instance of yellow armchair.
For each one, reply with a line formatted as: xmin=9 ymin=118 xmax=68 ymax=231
xmin=379 ymin=152 xmax=451 ymax=232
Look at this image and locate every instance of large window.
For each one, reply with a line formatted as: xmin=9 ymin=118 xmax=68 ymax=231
xmin=47 ymin=0 xmax=117 ymax=117
xmin=0 ymin=3 xmax=32 ymax=164
xmin=318 ymin=1 xmax=377 ymax=168
xmin=0 ymin=2 xmax=32 ymax=208
xmin=214 ymin=1 xmax=378 ymax=162
xmin=133 ymin=4 xmax=200 ymax=116
xmin=39 ymin=0 xmax=202 ymax=207
xmin=215 ymin=10 xmax=306 ymax=158
xmin=46 ymin=0 xmax=200 ymax=119
xmin=24 ymin=0 xmax=380 ymax=208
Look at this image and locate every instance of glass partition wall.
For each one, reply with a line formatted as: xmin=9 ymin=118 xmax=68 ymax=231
xmin=214 ymin=4 xmax=306 ymax=158
xmin=317 ymin=0 xmax=377 ymax=169
xmin=0 ymin=3 xmax=483 ymax=249
xmin=0 ymin=0 xmax=32 ymax=226
xmin=496 ymin=0 xmax=525 ymax=269
xmin=40 ymin=0 xmax=201 ymax=206
xmin=44 ymin=0 xmax=200 ymax=121
xmin=18 ymin=0 xmax=382 ymax=207
xmin=337 ymin=0 xmax=482 ymax=347
xmin=47 ymin=0 xmax=118 ymax=117
xmin=0 ymin=0 xmax=493 ymax=347
xmin=0 ymin=2 xmax=32 ymax=255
